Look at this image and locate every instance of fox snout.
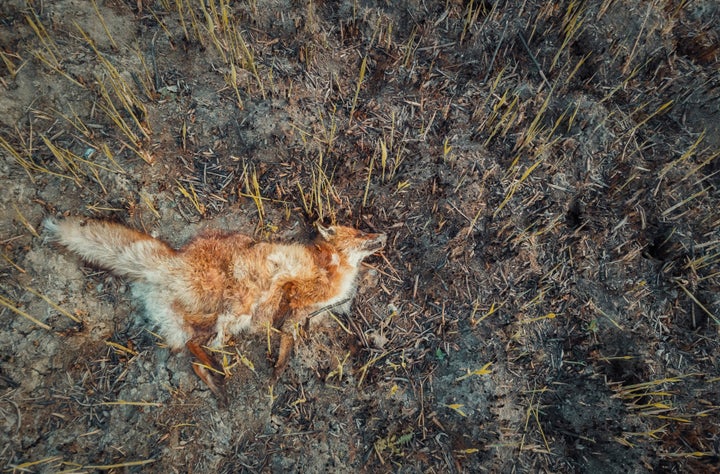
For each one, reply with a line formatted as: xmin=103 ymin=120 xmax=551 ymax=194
xmin=364 ymin=232 xmax=387 ymax=253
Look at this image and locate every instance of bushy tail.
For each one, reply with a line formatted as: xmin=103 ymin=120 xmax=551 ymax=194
xmin=44 ymin=217 xmax=175 ymax=281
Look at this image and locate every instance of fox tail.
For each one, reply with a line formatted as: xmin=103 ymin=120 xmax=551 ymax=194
xmin=44 ymin=217 xmax=175 ymax=281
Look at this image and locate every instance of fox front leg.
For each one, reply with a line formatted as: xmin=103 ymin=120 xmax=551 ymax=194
xmin=271 ymin=281 xmax=298 ymax=381
xmin=272 ymin=331 xmax=295 ymax=382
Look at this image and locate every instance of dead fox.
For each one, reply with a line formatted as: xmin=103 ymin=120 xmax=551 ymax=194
xmin=45 ymin=217 xmax=386 ymax=399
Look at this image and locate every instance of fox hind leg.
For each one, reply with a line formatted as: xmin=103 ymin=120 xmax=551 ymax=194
xmin=186 ymin=339 xmax=227 ymax=405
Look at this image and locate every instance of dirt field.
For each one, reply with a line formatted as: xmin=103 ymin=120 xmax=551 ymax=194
xmin=1 ymin=0 xmax=719 ymax=472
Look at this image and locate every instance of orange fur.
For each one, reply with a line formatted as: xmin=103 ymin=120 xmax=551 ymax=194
xmin=45 ymin=217 xmax=386 ymax=396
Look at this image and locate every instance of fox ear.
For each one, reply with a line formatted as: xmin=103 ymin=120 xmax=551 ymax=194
xmin=317 ymin=223 xmax=336 ymax=240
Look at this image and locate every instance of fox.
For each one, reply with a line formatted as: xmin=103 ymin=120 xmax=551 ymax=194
xmin=44 ymin=217 xmax=386 ymax=400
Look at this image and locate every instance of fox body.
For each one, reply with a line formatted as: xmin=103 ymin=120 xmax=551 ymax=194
xmin=45 ymin=217 xmax=386 ymax=397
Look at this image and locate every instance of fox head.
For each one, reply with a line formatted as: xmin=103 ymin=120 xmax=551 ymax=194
xmin=317 ymin=224 xmax=386 ymax=267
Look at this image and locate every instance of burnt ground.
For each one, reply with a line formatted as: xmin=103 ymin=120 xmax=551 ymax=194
xmin=1 ymin=0 xmax=719 ymax=472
